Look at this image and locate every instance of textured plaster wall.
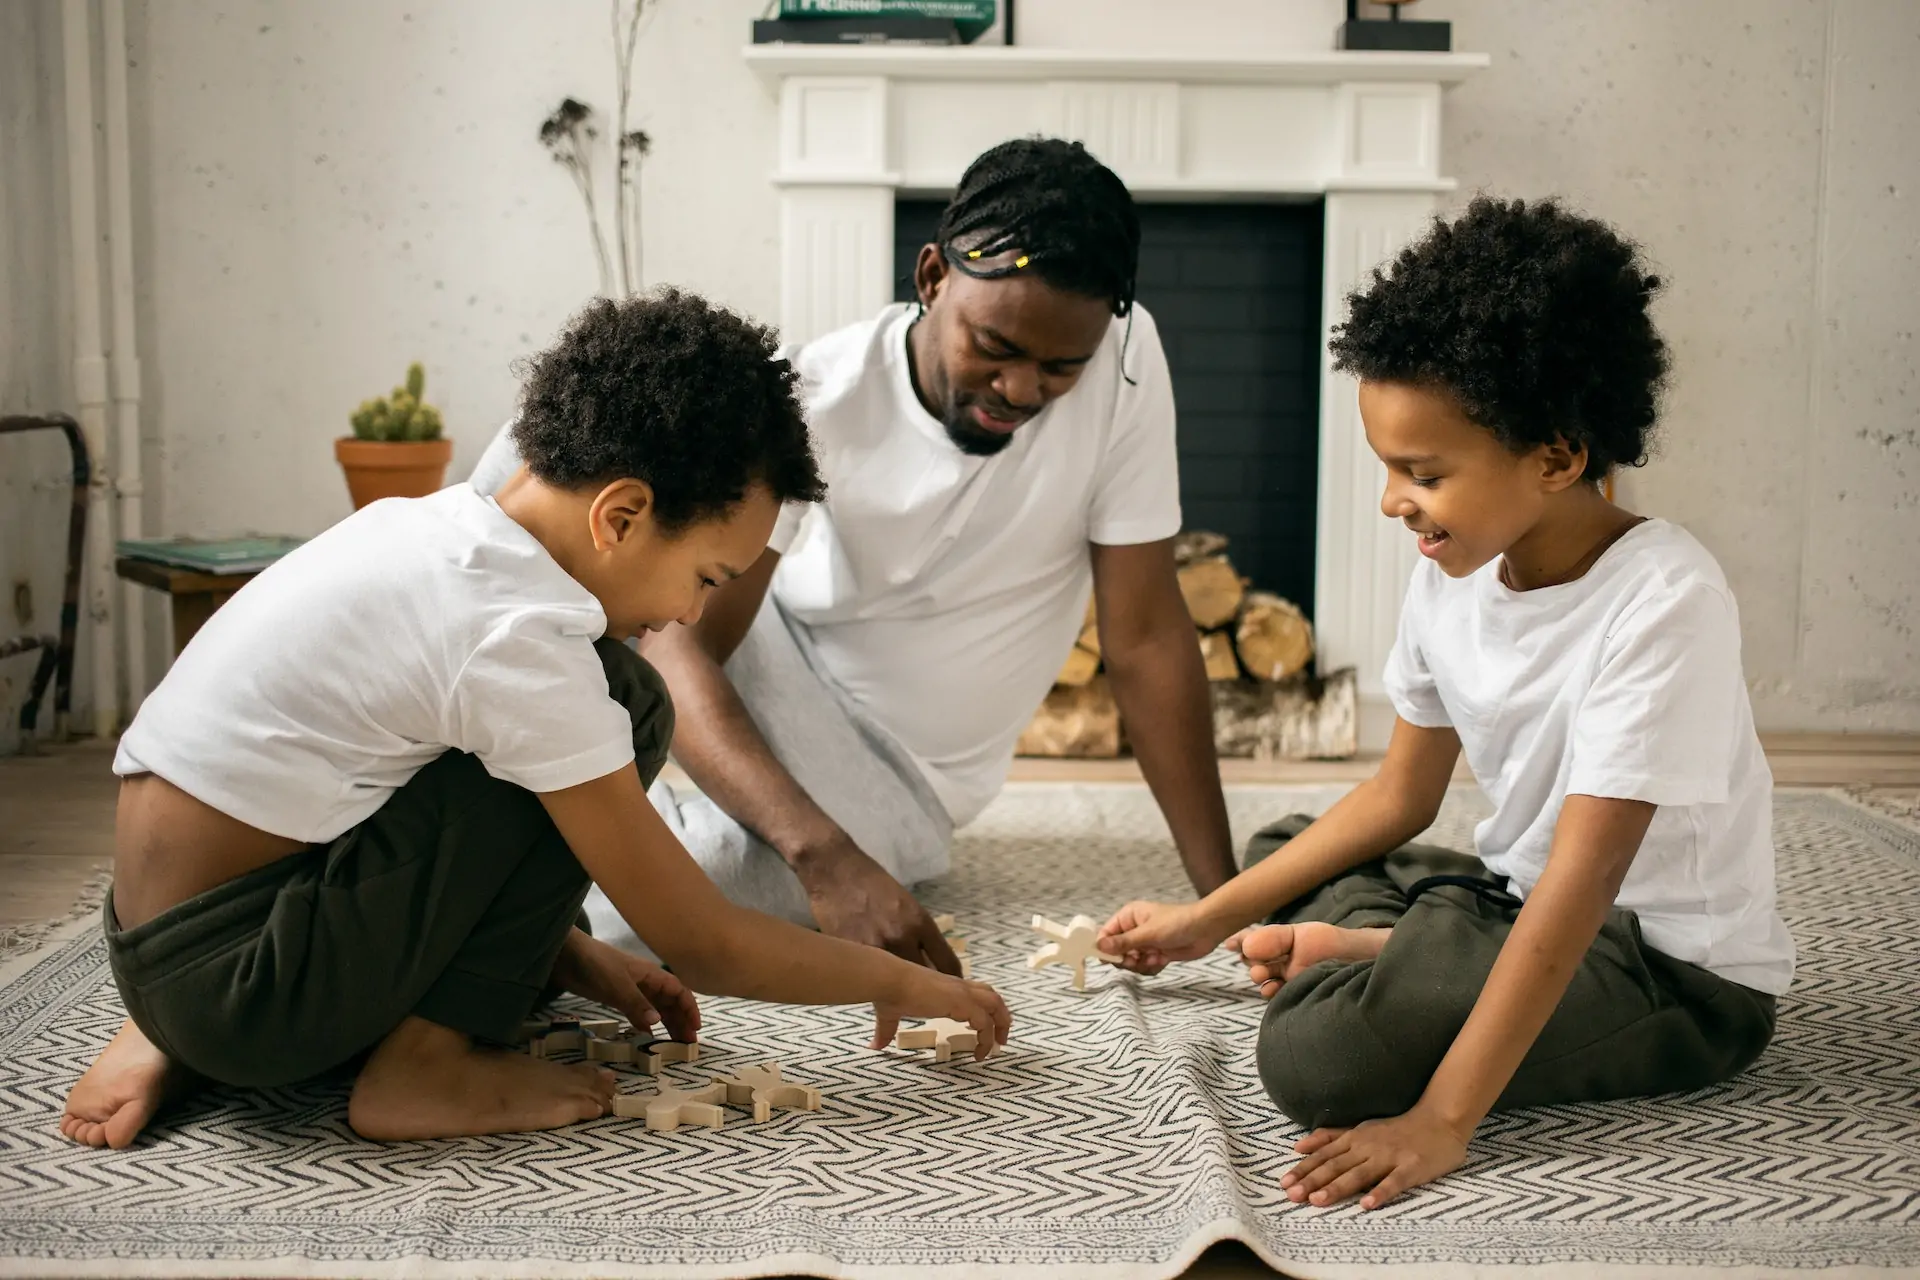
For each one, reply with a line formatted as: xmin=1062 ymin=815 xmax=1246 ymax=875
xmin=1426 ymin=0 xmax=1919 ymax=728
xmin=132 ymin=0 xmax=780 ymax=544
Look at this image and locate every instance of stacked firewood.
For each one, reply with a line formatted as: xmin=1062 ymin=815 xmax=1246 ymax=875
xmin=1017 ymin=531 xmax=1358 ymax=760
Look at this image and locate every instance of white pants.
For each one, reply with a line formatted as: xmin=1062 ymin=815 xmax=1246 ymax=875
xmin=584 ymin=599 xmax=952 ymax=953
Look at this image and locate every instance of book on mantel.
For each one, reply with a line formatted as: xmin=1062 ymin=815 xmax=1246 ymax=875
xmin=756 ymin=0 xmax=996 ymax=44
xmin=116 ymin=535 xmax=306 ymax=575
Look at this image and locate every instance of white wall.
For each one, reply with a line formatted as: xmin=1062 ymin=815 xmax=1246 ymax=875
xmin=1423 ymin=0 xmax=1920 ymax=729
xmin=6 ymin=0 xmax=1914 ymax=739
xmin=130 ymin=0 xmax=781 ymax=546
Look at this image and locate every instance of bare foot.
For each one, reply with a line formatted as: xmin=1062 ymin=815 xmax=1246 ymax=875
xmin=1239 ymin=922 xmax=1392 ymax=996
xmin=347 ymin=1015 xmax=615 ymax=1141
xmin=61 ymin=1018 xmax=196 ymax=1150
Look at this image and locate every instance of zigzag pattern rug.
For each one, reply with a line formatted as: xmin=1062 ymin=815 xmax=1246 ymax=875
xmin=1 ymin=785 xmax=1916 ymax=1279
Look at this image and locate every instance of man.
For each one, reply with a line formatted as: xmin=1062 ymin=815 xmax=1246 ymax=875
xmin=472 ymin=137 xmax=1238 ymax=972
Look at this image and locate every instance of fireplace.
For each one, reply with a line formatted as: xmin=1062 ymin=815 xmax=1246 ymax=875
xmin=746 ymin=44 xmax=1487 ymax=747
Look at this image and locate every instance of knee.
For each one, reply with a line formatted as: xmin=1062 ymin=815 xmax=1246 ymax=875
xmin=1255 ymin=968 xmax=1423 ymax=1129
xmin=594 ymin=639 xmax=676 ymax=783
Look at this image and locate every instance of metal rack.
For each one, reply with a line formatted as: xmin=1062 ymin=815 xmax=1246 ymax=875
xmin=1 ymin=414 xmax=90 ymax=746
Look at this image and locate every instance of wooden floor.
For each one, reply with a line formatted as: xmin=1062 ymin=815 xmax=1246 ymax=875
xmin=1 ymin=732 xmax=1914 ymax=1280
xmin=4 ymin=733 xmax=1918 ymax=927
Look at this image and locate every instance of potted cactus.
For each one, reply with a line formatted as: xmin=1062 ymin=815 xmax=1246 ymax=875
xmin=334 ymin=362 xmax=454 ymax=509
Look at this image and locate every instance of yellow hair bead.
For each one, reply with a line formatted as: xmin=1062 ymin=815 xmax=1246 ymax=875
xmin=968 ymin=249 xmax=983 ymax=259
xmin=1015 ymin=255 xmax=1030 ymax=269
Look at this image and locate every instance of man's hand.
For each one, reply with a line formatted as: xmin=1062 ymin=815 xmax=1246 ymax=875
xmin=797 ymin=834 xmax=962 ymax=975
xmin=1280 ymin=1105 xmax=1470 ymax=1210
xmin=550 ymin=928 xmax=703 ymax=1043
xmin=1095 ymin=900 xmax=1225 ymax=975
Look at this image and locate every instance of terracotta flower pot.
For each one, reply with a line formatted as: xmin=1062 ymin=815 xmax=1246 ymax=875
xmin=334 ymin=437 xmax=454 ymax=510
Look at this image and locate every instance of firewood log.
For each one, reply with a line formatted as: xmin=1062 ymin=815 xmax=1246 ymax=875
xmin=1210 ymin=667 xmax=1358 ymax=760
xmin=1176 ymin=556 xmax=1245 ymax=629
xmin=1172 ymin=530 xmax=1230 ymax=567
xmin=1234 ymin=592 xmax=1314 ymax=682
xmin=1017 ymin=677 xmax=1121 ymax=758
xmin=1056 ymin=644 xmax=1100 ymax=688
xmin=1199 ymin=630 xmax=1241 ymax=681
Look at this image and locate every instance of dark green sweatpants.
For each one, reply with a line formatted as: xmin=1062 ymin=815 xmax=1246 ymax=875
xmin=104 ymin=639 xmax=674 ymax=1089
xmin=1247 ymin=815 xmax=1777 ymax=1130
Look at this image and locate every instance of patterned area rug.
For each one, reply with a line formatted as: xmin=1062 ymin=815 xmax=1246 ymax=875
xmin=1 ymin=785 xmax=1916 ymax=1279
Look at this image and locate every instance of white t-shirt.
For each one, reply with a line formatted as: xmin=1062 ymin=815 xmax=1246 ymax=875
xmin=766 ymin=302 xmax=1182 ymax=826
xmin=114 ymin=484 xmax=637 ymax=844
xmin=1383 ymin=519 xmax=1795 ymax=994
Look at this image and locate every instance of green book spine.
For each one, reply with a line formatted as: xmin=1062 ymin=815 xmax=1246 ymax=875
xmin=779 ymin=0 xmax=994 ymax=39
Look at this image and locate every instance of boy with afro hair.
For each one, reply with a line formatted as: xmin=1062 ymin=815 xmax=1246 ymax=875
xmin=1096 ymin=198 xmax=1793 ymax=1207
xmin=63 ymin=289 xmax=1009 ymax=1150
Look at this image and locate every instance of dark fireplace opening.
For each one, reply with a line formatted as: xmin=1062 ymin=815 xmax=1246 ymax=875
xmin=894 ymin=199 xmax=1324 ymax=617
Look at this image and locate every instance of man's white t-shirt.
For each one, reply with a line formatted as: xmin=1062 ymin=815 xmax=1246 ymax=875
xmin=767 ymin=302 xmax=1182 ymax=826
xmin=114 ymin=485 xmax=637 ymax=843
xmin=1383 ymin=519 xmax=1795 ymax=994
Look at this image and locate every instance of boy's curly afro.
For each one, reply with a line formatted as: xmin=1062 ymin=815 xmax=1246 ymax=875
xmin=514 ymin=288 xmax=825 ymax=531
xmin=1329 ymin=196 xmax=1669 ymax=481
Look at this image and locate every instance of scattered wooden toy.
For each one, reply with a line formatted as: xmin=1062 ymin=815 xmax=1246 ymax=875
xmin=716 ymin=1062 xmax=822 ymax=1122
xmin=613 ymin=1081 xmax=730 ymax=1132
xmin=1027 ymin=913 xmax=1120 ymax=991
xmin=894 ymin=1017 xmax=991 ymax=1063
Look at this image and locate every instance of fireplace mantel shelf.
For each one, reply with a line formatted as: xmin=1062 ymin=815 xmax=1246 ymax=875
xmin=743 ymin=45 xmax=1490 ymax=87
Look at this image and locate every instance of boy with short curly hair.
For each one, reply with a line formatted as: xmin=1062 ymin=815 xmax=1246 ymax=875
xmin=63 ymin=289 xmax=1010 ymax=1150
xmin=1098 ymin=198 xmax=1793 ymax=1208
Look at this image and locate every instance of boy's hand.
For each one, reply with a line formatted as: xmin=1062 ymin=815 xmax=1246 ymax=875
xmin=551 ymin=929 xmax=703 ymax=1044
xmin=1280 ymin=1105 xmax=1470 ymax=1210
xmin=870 ymin=971 xmax=1012 ymax=1061
xmin=1096 ymin=900 xmax=1223 ymax=975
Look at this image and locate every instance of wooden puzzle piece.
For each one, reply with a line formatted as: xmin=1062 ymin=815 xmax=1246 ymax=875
xmin=1027 ymin=913 xmax=1120 ymax=991
xmin=578 ymin=1017 xmax=620 ymax=1037
xmin=931 ymin=913 xmax=956 ymax=933
xmin=716 ymin=1062 xmax=822 ymax=1122
xmin=586 ymin=1036 xmax=637 ymax=1064
xmin=612 ymin=1081 xmax=729 ymax=1131
xmin=894 ymin=1017 xmax=992 ymax=1063
xmin=646 ymin=1039 xmax=700 ymax=1065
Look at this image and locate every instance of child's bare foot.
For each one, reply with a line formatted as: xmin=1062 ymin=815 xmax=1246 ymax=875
xmin=1239 ymin=923 xmax=1392 ymax=996
xmin=61 ymin=1018 xmax=195 ymax=1150
xmin=347 ymin=1015 xmax=615 ymax=1141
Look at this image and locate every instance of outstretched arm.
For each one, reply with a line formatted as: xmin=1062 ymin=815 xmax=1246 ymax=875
xmin=1099 ymin=716 xmax=1460 ymax=972
xmin=539 ymin=763 xmax=1005 ymax=1054
xmin=1091 ymin=538 xmax=1236 ymax=895
xmin=641 ymin=550 xmax=959 ymax=973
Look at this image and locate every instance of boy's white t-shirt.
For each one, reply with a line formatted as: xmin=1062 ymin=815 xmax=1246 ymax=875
xmin=114 ymin=485 xmax=637 ymax=844
xmin=765 ymin=302 xmax=1182 ymax=826
xmin=1383 ymin=519 xmax=1794 ymax=994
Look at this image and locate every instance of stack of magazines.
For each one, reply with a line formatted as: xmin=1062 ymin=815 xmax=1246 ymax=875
xmin=116 ymin=535 xmax=306 ymax=575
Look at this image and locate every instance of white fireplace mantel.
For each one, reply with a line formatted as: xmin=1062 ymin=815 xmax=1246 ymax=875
xmin=746 ymin=43 xmax=1488 ymax=749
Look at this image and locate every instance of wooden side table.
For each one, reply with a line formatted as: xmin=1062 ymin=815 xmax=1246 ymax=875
xmin=114 ymin=559 xmax=262 ymax=658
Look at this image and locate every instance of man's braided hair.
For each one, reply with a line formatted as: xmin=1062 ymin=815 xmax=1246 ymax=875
xmin=934 ymin=137 xmax=1141 ymax=317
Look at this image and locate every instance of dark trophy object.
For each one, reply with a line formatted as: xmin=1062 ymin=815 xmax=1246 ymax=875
xmin=1338 ymin=0 xmax=1452 ymax=52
